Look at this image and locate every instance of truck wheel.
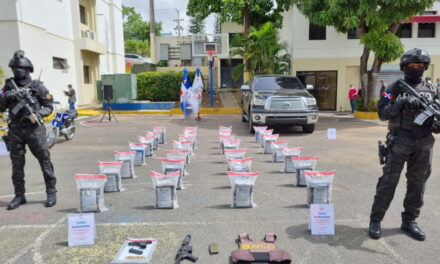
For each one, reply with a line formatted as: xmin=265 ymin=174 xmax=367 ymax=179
xmin=302 ymin=124 xmax=315 ymax=134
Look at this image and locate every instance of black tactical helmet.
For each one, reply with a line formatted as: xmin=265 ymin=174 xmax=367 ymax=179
xmin=399 ymin=48 xmax=430 ymax=71
xmin=8 ymin=50 xmax=34 ymax=72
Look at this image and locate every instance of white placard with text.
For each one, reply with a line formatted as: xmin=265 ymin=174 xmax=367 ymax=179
xmin=310 ymin=204 xmax=335 ymax=235
xmin=68 ymin=213 xmax=96 ymax=246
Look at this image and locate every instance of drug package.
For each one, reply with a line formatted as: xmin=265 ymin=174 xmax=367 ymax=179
xmin=138 ymin=136 xmax=154 ymax=156
xmin=271 ymin=140 xmax=288 ymax=162
xmin=129 ymin=142 xmax=147 ymax=166
xmin=172 ymin=140 xmax=192 ymax=155
xmin=179 ymin=134 xmax=196 ymax=152
xmin=281 ymin=147 xmax=303 ymax=173
xmin=291 ymin=157 xmax=318 ymax=187
xmin=75 ymin=174 xmax=107 ymax=212
xmin=114 ymin=151 xmax=136 ymax=179
xmin=153 ymin=132 xmax=162 ymax=150
xmin=153 ymin=126 xmax=166 ymax=144
xmin=227 ymin=157 xmax=253 ymax=172
xmin=262 ymin=134 xmax=279 ymax=153
xmin=305 ymin=170 xmax=336 ymax=206
xmin=253 ymin=126 xmax=268 ymax=143
xmin=219 ymin=125 xmax=232 ymax=135
xmin=257 ymin=129 xmax=273 ymax=145
xmin=98 ymin=161 xmax=125 ymax=192
xmin=112 ymin=237 xmax=157 ymax=264
xmin=227 ymin=171 xmax=259 ymax=208
xmin=161 ymin=158 xmax=186 ymax=190
xmin=224 ymin=149 xmax=247 ymax=163
xmin=219 ymin=134 xmax=235 ymax=149
xmin=150 ymin=171 xmax=180 ymax=209
xmin=222 ymin=139 xmax=240 ymax=154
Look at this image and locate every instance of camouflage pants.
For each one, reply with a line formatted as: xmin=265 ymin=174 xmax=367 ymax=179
xmin=370 ymin=132 xmax=434 ymax=223
xmin=9 ymin=125 xmax=56 ymax=195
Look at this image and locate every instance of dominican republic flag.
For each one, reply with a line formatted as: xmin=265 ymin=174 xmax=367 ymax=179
xmin=0 ymin=89 xmax=4 ymax=95
xmin=180 ymin=68 xmax=192 ymax=116
xmin=383 ymin=91 xmax=393 ymax=100
xmin=190 ymin=68 xmax=204 ymax=114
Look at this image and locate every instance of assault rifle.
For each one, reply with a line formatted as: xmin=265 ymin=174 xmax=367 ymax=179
xmin=397 ymin=79 xmax=440 ymax=126
xmin=175 ymin=235 xmax=198 ymax=264
xmin=9 ymin=79 xmax=42 ymax=125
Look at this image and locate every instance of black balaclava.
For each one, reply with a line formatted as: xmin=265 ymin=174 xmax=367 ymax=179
xmin=13 ymin=68 xmax=32 ymax=87
xmin=403 ymin=65 xmax=424 ymax=85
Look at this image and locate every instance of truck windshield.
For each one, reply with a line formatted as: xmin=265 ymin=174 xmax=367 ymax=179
xmin=253 ymin=76 xmax=305 ymax=91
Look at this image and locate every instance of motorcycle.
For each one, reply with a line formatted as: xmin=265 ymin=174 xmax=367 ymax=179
xmin=46 ymin=102 xmax=77 ymax=148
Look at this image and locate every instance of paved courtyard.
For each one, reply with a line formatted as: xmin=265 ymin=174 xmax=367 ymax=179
xmin=1 ymin=113 xmax=439 ymax=264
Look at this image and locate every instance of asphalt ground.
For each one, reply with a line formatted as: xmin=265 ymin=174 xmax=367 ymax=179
xmin=1 ymin=113 xmax=440 ymax=264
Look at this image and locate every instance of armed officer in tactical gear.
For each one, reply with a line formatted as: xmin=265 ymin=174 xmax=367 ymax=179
xmin=0 ymin=50 xmax=57 ymax=210
xmin=368 ymin=48 xmax=439 ymax=241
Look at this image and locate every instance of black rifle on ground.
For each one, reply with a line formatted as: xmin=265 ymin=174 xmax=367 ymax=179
xmin=175 ymin=235 xmax=198 ymax=264
xmin=397 ymin=79 xmax=440 ymax=126
xmin=9 ymin=79 xmax=42 ymax=125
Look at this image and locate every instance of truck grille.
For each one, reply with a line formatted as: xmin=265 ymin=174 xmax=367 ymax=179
xmin=267 ymin=97 xmax=307 ymax=111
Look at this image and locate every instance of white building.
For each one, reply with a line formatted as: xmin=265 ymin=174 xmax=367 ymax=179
xmin=0 ymin=0 xmax=125 ymax=107
xmin=282 ymin=3 xmax=440 ymax=111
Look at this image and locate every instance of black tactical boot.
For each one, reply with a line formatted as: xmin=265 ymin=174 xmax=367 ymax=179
xmin=368 ymin=220 xmax=381 ymax=239
xmin=7 ymin=194 xmax=27 ymax=210
xmin=45 ymin=193 xmax=56 ymax=207
xmin=401 ymin=221 xmax=425 ymax=241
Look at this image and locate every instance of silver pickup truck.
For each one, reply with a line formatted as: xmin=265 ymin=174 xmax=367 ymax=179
xmin=241 ymin=75 xmax=319 ymax=133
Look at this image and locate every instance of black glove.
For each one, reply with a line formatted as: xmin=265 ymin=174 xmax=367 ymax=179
xmin=3 ymin=90 xmax=18 ymax=102
xmin=396 ymin=97 xmax=420 ymax=111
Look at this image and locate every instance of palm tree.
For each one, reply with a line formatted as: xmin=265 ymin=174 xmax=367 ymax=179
xmin=230 ymin=22 xmax=291 ymax=81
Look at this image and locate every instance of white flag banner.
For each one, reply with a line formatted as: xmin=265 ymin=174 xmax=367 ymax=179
xmin=190 ymin=68 xmax=204 ymax=114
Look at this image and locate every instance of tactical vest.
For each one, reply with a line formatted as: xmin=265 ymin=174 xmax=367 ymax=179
xmin=231 ymin=233 xmax=291 ymax=264
xmin=388 ymin=80 xmax=437 ymax=137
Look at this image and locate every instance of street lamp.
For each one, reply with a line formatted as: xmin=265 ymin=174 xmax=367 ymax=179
xmin=97 ymin=13 xmax=111 ymax=74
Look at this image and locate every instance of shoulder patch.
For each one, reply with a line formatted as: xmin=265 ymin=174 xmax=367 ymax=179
xmin=45 ymin=93 xmax=52 ymax=99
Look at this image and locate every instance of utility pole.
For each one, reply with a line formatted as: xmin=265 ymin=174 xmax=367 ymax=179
xmin=149 ymin=0 xmax=156 ymax=64
xmin=174 ymin=9 xmax=184 ymax=36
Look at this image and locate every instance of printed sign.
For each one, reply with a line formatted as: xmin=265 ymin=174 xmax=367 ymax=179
xmin=310 ymin=204 xmax=335 ymax=235
xmin=68 ymin=213 xmax=96 ymax=246
xmin=327 ymin=128 xmax=336 ymax=139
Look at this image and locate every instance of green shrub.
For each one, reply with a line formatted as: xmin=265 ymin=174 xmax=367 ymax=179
xmin=367 ymin=97 xmax=379 ymax=112
xmin=157 ymin=60 xmax=168 ymax=67
xmin=354 ymin=96 xmax=364 ymax=111
xmin=137 ymin=70 xmax=199 ymax=101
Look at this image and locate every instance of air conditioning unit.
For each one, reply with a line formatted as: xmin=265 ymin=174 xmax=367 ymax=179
xmin=81 ymin=30 xmax=90 ymax=38
xmin=89 ymin=31 xmax=96 ymax=40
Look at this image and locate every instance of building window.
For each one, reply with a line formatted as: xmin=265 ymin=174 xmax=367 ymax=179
xmin=396 ymin=23 xmax=412 ymax=38
xmin=418 ymin=23 xmax=435 ymax=38
xmin=83 ymin=66 xmax=90 ymax=84
xmin=309 ymin=23 xmax=326 ymax=40
xmin=347 ymin=28 xmax=361 ymax=39
xmin=80 ymin=5 xmax=87 ymax=25
xmin=53 ymin=57 xmax=69 ymax=70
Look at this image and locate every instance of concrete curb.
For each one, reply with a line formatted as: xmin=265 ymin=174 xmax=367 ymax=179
xmin=78 ymin=108 xmax=242 ymax=116
xmin=354 ymin=111 xmax=379 ymax=119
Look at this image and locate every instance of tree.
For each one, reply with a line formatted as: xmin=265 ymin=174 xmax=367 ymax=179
xmin=230 ymin=22 xmax=291 ymax=80
xmin=124 ymin=39 xmax=150 ymax=57
xmin=293 ymin=0 xmax=435 ymax=109
xmin=187 ymin=0 xmax=295 ymax=29
xmin=187 ymin=0 xmax=295 ymax=81
xmin=214 ymin=14 xmax=221 ymax=34
xmin=188 ymin=13 xmax=205 ymax=34
xmin=122 ymin=5 xmax=162 ymax=42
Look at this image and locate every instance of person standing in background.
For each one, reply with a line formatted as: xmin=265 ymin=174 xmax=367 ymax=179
xmin=64 ymin=84 xmax=76 ymax=110
xmin=348 ymin=84 xmax=358 ymax=113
